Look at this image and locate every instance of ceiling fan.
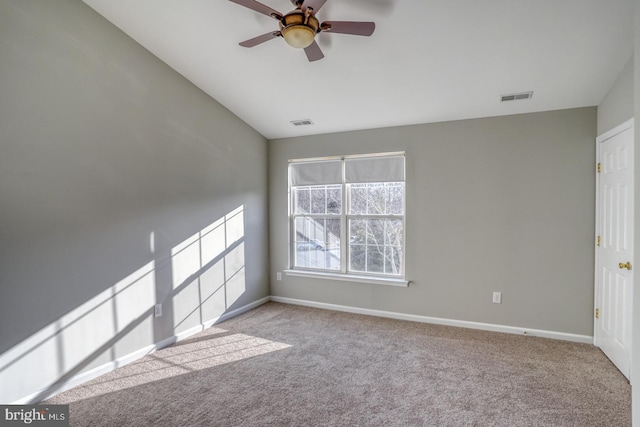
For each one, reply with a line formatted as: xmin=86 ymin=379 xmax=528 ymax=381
xmin=229 ymin=0 xmax=375 ymax=62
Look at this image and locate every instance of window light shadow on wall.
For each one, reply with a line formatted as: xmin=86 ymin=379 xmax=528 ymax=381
xmin=0 ymin=261 xmax=157 ymax=404
xmin=0 ymin=206 xmax=249 ymax=404
xmin=170 ymin=206 xmax=246 ymax=334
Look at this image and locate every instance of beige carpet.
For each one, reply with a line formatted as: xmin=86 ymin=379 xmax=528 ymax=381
xmin=47 ymin=302 xmax=630 ymax=426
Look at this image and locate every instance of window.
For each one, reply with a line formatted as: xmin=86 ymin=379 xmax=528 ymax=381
xmin=289 ymin=153 xmax=405 ymax=280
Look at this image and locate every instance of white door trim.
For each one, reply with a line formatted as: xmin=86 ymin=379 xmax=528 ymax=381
xmin=597 ymin=119 xmax=635 ymax=145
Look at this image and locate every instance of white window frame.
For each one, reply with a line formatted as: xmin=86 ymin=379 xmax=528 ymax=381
xmin=286 ymin=152 xmax=408 ymax=287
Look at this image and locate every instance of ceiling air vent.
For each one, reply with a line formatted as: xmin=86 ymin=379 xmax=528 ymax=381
xmin=291 ymin=119 xmax=314 ymax=127
xmin=501 ymin=91 xmax=533 ymax=102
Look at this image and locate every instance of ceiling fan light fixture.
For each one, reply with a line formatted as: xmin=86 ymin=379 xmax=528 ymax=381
xmin=281 ymin=25 xmax=316 ymax=48
xmin=230 ymin=0 xmax=376 ymax=62
xmin=279 ymin=10 xmax=319 ymax=49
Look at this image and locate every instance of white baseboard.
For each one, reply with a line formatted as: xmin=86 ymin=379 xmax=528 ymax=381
xmin=12 ymin=296 xmax=270 ymax=404
xmin=269 ymin=296 xmax=593 ymax=344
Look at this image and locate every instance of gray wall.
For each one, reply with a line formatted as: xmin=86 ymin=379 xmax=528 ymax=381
xmin=0 ymin=0 xmax=268 ymax=403
xmin=598 ymin=55 xmax=634 ymax=135
xmin=270 ymin=108 xmax=596 ymax=336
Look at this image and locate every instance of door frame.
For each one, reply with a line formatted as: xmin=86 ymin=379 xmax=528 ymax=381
xmin=594 ymin=118 xmax=635 ymax=379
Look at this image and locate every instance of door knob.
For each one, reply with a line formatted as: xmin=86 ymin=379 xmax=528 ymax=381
xmin=619 ymin=261 xmax=632 ymax=270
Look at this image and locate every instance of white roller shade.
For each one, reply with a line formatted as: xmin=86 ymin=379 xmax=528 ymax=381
xmin=289 ymin=160 xmax=343 ymax=186
xmin=345 ymin=155 xmax=405 ymax=183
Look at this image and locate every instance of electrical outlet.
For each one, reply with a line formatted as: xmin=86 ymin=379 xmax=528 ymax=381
xmin=492 ymin=292 xmax=502 ymax=304
xmin=154 ymin=304 xmax=162 ymax=317
xmin=277 ymin=272 xmax=282 ymax=281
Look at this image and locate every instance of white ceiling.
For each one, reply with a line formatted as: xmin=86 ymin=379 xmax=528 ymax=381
xmin=82 ymin=0 xmax=634 ymax=140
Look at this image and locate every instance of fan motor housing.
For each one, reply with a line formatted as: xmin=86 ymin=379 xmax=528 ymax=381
xmin=279 ymin=10 xmax=319 ymax=49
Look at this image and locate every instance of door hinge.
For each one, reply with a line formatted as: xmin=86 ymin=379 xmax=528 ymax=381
xmin=597 ymin=162 xmax=601 ymax=173
xmin=595 ymin=308 xmax=599 ymax=319
xmin=596 ymin=235 xmax=601 ymax=247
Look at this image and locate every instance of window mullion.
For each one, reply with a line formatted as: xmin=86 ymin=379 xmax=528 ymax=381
xmin=289 ymin=189 xmax=295 ymax=269
xmin=340 ymin=161 xmax=347 ymax=274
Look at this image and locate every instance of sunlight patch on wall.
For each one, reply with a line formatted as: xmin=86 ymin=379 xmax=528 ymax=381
xmin=200 ymin=218 xmax=225 ymax=266
xmin=60 ymin=262 xmax=156 ymax=371
xmin=0 ymin=261 xmax=156 ymax=403
xmin=225 ymin=206 xmax=244 ymax=246
xmin=225 ymin=243 xmax=246 ymax=307
xmin=171 ymin=206 xmax=246 ymax=334
xmin=0 ymin=206 xmax=248 ymax=404
xmin=198 ymin=260 xmax=226 ymax=322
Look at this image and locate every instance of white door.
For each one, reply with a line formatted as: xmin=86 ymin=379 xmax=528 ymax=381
xmin=596 ymin=120 xmax=634 ymax=380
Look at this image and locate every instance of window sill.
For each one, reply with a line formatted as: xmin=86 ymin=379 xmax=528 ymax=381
xmin=284 ymin=269 xmax=409 ymax=287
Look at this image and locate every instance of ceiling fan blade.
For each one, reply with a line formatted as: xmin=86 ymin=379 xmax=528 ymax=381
xmin=304 ymin=40 xmax=324 ymax=62
xmin=229 ymin=0 xmax=283 ymax=20
xmin=321 ymin=21 xmax=375 ymax=36
xmin=301 ymin=0 xmax=327 ymax=13
xmin=239 ymin=31 xmax=281 ymax=47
